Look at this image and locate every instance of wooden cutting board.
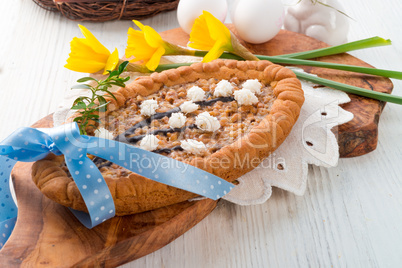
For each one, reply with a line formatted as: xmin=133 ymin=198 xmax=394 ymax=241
xmin=0 ymin=29 xmax=393 ymax=267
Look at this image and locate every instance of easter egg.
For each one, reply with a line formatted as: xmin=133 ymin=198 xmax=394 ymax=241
xmin=177 ymin=0 xmax=228 ymax=34
xmin=232 ymin=0 xmax=285 ymax=44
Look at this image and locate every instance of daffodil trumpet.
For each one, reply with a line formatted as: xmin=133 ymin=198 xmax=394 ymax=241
xmin=188 ymin=10 xmax=258 ymax=62
xmin=125 ymin=20 xmax=196 ymax=71
xmin=65 ymin=25 xmax=120 ymax=75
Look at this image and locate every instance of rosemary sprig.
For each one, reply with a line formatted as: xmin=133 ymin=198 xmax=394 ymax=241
xmin=71 ymin=61 xmax=129 ymax=134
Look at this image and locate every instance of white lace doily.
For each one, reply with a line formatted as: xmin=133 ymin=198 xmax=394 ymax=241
xmin=223 ymin=76 xmax=354 ymax=205
xmin=54 ymin=63 xmax=354 ymax=206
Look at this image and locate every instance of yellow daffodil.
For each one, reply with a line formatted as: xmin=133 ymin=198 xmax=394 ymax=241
xmin=189 ymin=11 xmax=258 ymax=62
xmin=125 ymin=20 xmax=193 ymax=71
xmin=65 ymin=25 xmax=119 ymax=75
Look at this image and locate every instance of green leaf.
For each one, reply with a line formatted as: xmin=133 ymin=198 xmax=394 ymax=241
xmin=255 ymin=55 xmax=402 ymax=80
xmin=97 ymin=85 xmax=109 ymax=91
xmin=104 ymin=89 xmax=117 ymax=100
xmin=217 ymin=52 xmax=402 ymax=80
xmin=88 ymin=115 xmax=100 ymax=121
xmin=121 ymin=76 xmax=130 ymax=82
xmin=77 ymin=77 xmax=97 ymax=83
xmin=277 ymin=37 xmax=392 ymax=59
xmin=97 ymin=95 xmax=107 ymax=105
xmin=71 ymin=84 xmax=91 ymax=90
xmin=97 ymin=102 xmax=109 ymax=110
xmin=73 ymin=96 xmax=90 ymax=105
xmin=87 ymin=102 xmax=96 ymax=109
xmin=73 ymin=96 xmax=88 ymax=102
xmin=108 ymin=70 xmax=119 ymax=78
xmin=71 ymin=101 xmax=86 ymax=110
xmin=118 ymin=61 xmax=129 ymax=74
xmin=294 ymin=71 xmax=402 ymax=105
xmin=108 ymin=81 xmax=126 ymax=87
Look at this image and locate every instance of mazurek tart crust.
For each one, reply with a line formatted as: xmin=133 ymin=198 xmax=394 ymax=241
xmin=32 ymin=60 xmax=304 ymax=216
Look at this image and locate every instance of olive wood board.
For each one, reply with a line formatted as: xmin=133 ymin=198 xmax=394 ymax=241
xmin=0 ymin=29 xmax=393 ymax=267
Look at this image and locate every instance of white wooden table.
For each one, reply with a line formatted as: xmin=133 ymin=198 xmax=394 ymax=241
xmin=1 ymin=0 xmax=402 ymax=267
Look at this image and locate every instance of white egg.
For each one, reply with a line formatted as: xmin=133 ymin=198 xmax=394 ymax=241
xmin=232 ymin=0 xmax=285 ymax=44
xmin=177 ymin=0 xmax=228 ymax=34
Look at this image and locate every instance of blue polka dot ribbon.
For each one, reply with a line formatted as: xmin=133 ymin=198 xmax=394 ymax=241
xmin=0 ymin=123 xmax=234 ymax=249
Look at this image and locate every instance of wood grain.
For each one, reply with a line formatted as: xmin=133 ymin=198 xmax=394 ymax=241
xmin=160 ymin=27 xmax=393 ymax=157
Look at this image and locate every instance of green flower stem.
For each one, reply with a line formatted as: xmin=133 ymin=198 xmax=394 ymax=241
xmin=214 ymin=52 xmax=402 ymax=80
xmin=118 ymin=59 xmax=150 ymax=73
xmin=155 ymin=63 xmax=192 ymax=72
xmin=190 ymin=36 xmax=398 ymax=79
xmin=255 ymin=55 xmax=402 ymax=80
xmin=193 ymin=37 xmax=391 ymax=60
xmin=277 ymin=37 xmax=392 ymax=59
xmin=193 ymin=52 xmax=402 ymax=81
xmin=294 ymin=70 xmax=402 ymax=104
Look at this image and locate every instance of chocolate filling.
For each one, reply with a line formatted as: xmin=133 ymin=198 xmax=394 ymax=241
xmin=114 ymin=96 xmax=234 ymax=144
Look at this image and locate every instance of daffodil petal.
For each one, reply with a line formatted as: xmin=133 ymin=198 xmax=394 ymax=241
xmin=126 ymin=27 xmax=157 ymax=61
xmin=143 ymin=25 xmax=164 ymax=48
xmin=65 ymin=58 xmax=106 ymax=73
xmin=133 ymin=20 xmax=145 ymax=31
xmin=203 ymin=11 xmax=231 ymax=42
xmin=202 ymin=41 xmax=226 ymax=62
xmin=103 ymin=48 xmax=119 ymax=75
xmin=189 ymin=13 xmax=215 ymax=50
xmin=78 ymin=25 xmax=111 ymax=56
xmin=127 ymin=27 xmax=144 ymax=39
xmin=145 ymin=46 xmax=165 ymax=71
xmin=69 ymin=38 xmax=109 ymax=63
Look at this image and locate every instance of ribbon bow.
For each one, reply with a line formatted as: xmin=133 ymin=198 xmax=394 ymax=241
xmin=0 ymin=123 xmax=234 ymax=249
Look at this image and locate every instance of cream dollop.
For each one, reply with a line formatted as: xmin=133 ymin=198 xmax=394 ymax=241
xmin=187 ymin=86 xmax=205 ymax=102
xmin=168 ymin=112 xmax=187 ymax=128
xmin=181 ymin=139 xmax=207 ymax=154
xmin=140 ymin=99 xmax=159 ymax=116
xmin=234 ymin=88 xmax=259 ymax=106
xmin=242 ymin=79 xmax=262 ymax=94
xmin=195 ymin=111 xmax=221 ymax=132
xmin=213 ymin=79 xmax=234 ymax=97
xmin=139 ymin=134 xmax=160 ymax=151
xmin=180 ymin=100 xmax=199 ymax=114
xmin=94 ymin=127 xmax=114 ymax=140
